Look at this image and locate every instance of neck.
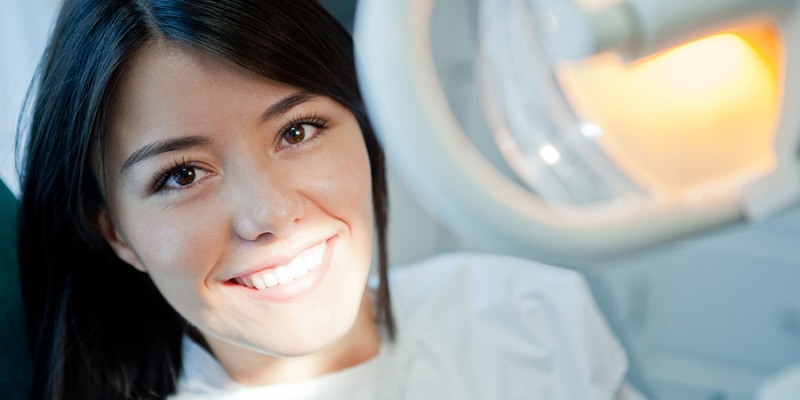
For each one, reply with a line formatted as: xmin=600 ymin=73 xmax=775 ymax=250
xmin=201 ymin=288 xmax=381 ymax=386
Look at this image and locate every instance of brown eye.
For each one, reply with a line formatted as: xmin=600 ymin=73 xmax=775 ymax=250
xmin=282 ymin=123 xmax=306 ymax=145
xmin=277 ymin=119 xmax=325 ymax=150
xmin=154 ymin=163 xmax=210 ymax=193
xmin=172 ymin=167 xmax=196 ymax=186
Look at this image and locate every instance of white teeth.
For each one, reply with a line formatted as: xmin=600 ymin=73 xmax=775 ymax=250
xmin=289 ymin=263 xmax=307 ymax=279
xmin=275 ymin=266 xmax=292 ymax=284
xmin=251 ymin=275 xmax=266 ymax=290
xmin=236 ymin=240 xmax=327 ymax=290
xmin=263 ymin=272 xmax=278 ymax=288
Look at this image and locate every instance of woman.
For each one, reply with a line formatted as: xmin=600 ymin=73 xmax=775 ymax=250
xmin=17 ymin=0 xmax=640 ymax=398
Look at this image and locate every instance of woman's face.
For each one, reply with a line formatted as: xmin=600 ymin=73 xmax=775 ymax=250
xmin=98 ymin=42 xmax=375 ymax=360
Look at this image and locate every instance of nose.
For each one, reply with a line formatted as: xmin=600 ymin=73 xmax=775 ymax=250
xmin=230 ymin=162 xmax=305 ymax=242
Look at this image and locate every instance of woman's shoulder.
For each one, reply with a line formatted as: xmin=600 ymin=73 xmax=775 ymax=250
xmin=388 ymin=251 xmax=591 ymax=317
xmin=386 ymin=252 xmax=630 ymax=400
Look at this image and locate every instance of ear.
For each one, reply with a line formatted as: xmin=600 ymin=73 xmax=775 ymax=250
xmin=96 ymin=210 xmax=147 ymax=272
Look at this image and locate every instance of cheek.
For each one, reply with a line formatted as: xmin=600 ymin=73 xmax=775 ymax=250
xmin=309 ymin=140 xmax=373 ymax=224
xmin=121 ymin=201 xmax=227 ymax=284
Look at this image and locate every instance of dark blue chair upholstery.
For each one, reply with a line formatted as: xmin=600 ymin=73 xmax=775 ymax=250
xmin=0 ymin=180 xmax=31 ymax=399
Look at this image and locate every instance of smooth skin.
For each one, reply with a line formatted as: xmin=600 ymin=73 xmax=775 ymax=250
xmin=96 ymin=41 xmax=380 ymax=385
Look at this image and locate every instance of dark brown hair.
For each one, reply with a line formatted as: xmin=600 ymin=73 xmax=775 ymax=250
xmin=17 ymin=0 xmax=393 ymax=398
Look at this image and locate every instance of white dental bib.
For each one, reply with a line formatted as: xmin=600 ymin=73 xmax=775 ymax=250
xmin=171 ymin=253 xmax=641 ymax=400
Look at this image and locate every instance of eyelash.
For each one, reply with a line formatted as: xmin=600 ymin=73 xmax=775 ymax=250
xmin=151 ymin=113 xmax=330 ymax=193
xmin=277 ymin=113 xmax=329 ymax=151
xmin=152 ymin=157 xmax=199 ymax=193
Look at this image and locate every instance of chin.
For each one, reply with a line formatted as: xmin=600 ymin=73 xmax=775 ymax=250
xmin=252 ymin=325 xmax=351 ymax=358
xmin=249 ymin=306 xmax=362 ymax=358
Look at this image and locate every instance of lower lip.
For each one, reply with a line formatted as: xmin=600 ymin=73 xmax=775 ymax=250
xmin=224 ymin=236 xmax=337 ymax=303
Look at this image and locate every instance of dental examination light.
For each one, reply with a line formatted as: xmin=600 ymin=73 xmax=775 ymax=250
xmin=354 ymin=0 xmax=800 ymax=263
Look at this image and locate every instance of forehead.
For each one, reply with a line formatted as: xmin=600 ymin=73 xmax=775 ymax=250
xmin=105 ymin=41 xmax=295 ymax=159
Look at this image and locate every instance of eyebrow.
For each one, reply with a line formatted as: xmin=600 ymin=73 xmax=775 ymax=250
xmin=119 ymin=92 xmax=315 ymax=173
xmin=120 ymin=135 xmax=211 ymax=173
xmin=260 ymin=91 xmax=315 ymax=122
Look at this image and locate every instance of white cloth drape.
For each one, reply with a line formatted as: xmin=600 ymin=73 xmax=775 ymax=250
xmin=172 ymin=253 xmax=645 ymax=399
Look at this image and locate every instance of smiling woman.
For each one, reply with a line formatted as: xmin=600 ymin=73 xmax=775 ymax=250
xmin=18 ymin=0 xmax=389 ymax=398
xmin=98 ymin=40 xmax=378 ymax=371
xmin=17 ymin=0 xmax=639 ymax=399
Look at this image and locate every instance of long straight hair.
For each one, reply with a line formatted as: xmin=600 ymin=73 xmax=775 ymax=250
xmin=17 ymin=0 xmax=393 ymax=398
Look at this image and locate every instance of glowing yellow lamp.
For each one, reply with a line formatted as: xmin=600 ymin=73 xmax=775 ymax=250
xmin=558 ymin=25 xmax=781 ymax=200
xmin=355 ymin=0 xmax=800 ymax=261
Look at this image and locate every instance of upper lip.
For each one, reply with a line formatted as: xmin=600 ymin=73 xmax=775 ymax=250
xmin=223 ymin=236 xmax=331 ymax=281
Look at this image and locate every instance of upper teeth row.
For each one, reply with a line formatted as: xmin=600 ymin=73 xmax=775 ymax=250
xmin=235 ymin=241 xmax=327 ymax=289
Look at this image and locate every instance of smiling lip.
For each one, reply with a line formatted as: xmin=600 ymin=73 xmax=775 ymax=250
xmin=224 ymin=236 xmax=336 ymax=303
